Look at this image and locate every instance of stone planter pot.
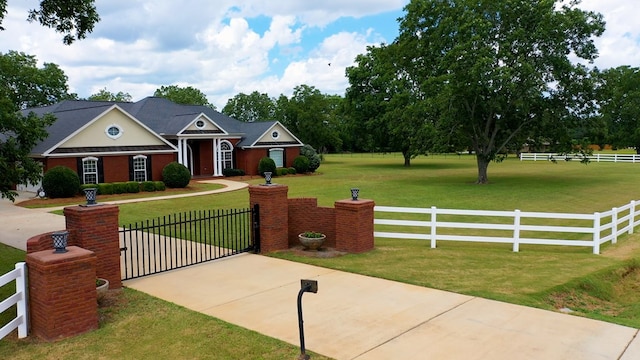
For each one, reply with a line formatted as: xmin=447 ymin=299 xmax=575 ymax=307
xmin=298 ymin=233 xmax=326 ymax=251
xmin=96 ymin=278 xmax=109 ymax=298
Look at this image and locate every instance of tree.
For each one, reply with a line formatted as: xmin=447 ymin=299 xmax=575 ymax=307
xmin=88 ymin=87 xmax=132 ymax=102
xmin=222 ymin=91 xmax=276 ymax=122
xmin=395 ymin=0 xmax=605 ymax=183
xmin=597 ymin=66 xmax=640 ymax=152
xmin=1 ymin=51 xmax=75 ymax=200
xmin=276 ymin=85 xmax=342 ymax=153
xmin=346 ymin=44 xmax=434 ymax=166
xmin=0 ymin=0 xmax=99 ymax=45
xmin=154 ymin=85 xmax=215 ymax=109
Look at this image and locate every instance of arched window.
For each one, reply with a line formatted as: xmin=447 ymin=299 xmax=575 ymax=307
xmin=132 ymin=155 xmax=148 ymax=182
xmin=220 ymin=140 xmax=233 ymax=169
xmin=82 ymin=157 xmax=99 ymax=184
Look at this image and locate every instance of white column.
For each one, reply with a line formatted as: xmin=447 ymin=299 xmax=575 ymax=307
xmin=177 ymin=138 xmax=183 ymax=165
xmin=214 ymin=138 xmax=221 ymax=176
xmin=182 ymin=139 xmax=189 ymax=166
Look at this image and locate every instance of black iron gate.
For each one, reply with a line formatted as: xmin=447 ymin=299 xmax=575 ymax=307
xmin=120 ymin=204 xmax=260 ymax=280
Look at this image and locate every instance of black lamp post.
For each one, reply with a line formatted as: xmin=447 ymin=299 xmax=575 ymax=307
xmin=350 ymin=188 xmax=360 ymax=201
xmin=52 ymin=231 xmax=69 ymax=253
xmin=297 ymin=279 xmax=318 ymax=360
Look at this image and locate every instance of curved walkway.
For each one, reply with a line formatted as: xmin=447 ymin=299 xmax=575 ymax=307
xmin=0 ymin=179 xmax=248 ymax=251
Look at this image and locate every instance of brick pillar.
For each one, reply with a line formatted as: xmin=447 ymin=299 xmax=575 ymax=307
xmin=64 ymin=205 xmax=122 ymax=289
xmin=26 ymin=246 xmax=98 ymax=341
xmin=335 ymin=199 xmax=375 ymax=253
xmin=249 ymin=184 xmax=289 ymax=253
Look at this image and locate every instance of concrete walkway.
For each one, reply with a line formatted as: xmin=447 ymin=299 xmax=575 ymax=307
xmin=125 ymin=254 xmax=640 ymax=360
xmin=2 ymin=180 xmax=640 ymax=359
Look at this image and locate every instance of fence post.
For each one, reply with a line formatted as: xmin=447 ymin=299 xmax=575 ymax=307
xmin=612 ymin=208 xmax=618 ymax=244
xmin=430 ymin=206 xmax=437 ymax=249
xmin=593 ymin=212 xmax=601 ymax=255
xmin=15 ymin=262 xmax=28 ymax=339
xmin=513 ymin=210 xmax=521 ymax=253
xmin=630 ymin=201 xmax=636 ymax=235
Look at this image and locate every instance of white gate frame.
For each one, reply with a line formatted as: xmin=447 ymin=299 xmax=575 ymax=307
xmin=0 ymin=262 xmax=28 ymax=339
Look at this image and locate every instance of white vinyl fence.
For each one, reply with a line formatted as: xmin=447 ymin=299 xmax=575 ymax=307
xmin=374 ymin=201 xmax=640 ymax=254
xmin=0 ymin=262 xmax=28 ymax=340
xmin=520 ymin=153 xmax=640 ymax=163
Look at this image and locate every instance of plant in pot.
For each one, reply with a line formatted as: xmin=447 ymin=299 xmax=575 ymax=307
xmin=96 ymin=277 xmax=109 ymax=298
xmin=298 ymin=231 xmax=326 ymax=251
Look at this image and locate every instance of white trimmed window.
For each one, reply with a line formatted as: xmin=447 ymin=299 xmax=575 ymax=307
xmin=220 ymin=140 xmax=233 ymax=169
xmin=105 ymin=124 xmax=123 ymax=139
xmin=82 ymin=157 xmax=99 ymax=184
xmin=133 ymin=155 xmax=147 ymax=182
xmin=269 ymin=148 xmax=284 ymax=167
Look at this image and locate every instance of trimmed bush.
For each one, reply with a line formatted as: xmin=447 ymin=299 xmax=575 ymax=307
xmin=301 ymin=144 xmax=321 ymax=172
xmin=162 ymin=162 xmax=191 ymax=188
xmin=222 ymin=168 xmax=246 ymax=177
xmin=98 ymin=183 xmax=114 ymax=195
xmin=258 ymin=157 xmax=277 ymax=177
xmin=112 ymin=182 xmax=127 ymax=194
xmin=126 ymin=181 xmax=140 ymax=193
xmin=292 ymin=155 xmax=310 ymax=174
xmin=42 ymin=166 xmax=81 ymax=198
xmin=276 ymin=167 xmax=288 ymax=176
xmin=287 ymin=167 xmax=296 ymax=175
xmin=154 ymin=181 xmax=166 ymax=191
xmin=142 ymin=181 xmax=156 ymax=192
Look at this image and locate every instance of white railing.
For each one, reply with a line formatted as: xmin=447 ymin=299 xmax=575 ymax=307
xmin=520 ymin=153 xmax=640 ymax=163
xmin=374 ymin=201 xmax=640 ymax=254
xmin=0 ymin=262 xmax=28 ymax=339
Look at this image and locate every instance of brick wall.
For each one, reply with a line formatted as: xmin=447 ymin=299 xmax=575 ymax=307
xmin=26 ymin=246 xmax=98 ymax=341
xmin=288 ymin=198 xmax=336 ymax=248
xmin=249 ymin=184 xmax=289 ymax=253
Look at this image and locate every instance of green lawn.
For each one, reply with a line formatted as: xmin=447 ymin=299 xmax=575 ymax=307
xmin=3 ymin=152 xmax=640 ymax=357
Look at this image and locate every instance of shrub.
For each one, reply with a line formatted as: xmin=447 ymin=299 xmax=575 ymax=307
xmin=300 ymin=144 xmax=321 ymax=172
xmin=287 ymin=167 xmax=296 ymax=175
xmin=222 ymin=168 xmax=246 ymax=177
xmin=292 ymin=155 xmax=310 ymax=174
xmin=98 ymin=183 xmax=114 ymax=195
xmin=112 ymin=182 xmax=127 ymax=194
xmin=42 ymin=166 xmax=81 ymax=198
xmin=141 ymin=181 xmax=156 ymax=192
xmin=162 ymin=162 xmax=191 ymax=188
xmin=153 ymin=181 xmax=166 ymax=191
xmin=276 ymin=168 xmax=288 ymax=176
xmin=258 ymin=157 xmax=276 ymax=177
xmin=126 ymin=181 xmax=140 ymax=193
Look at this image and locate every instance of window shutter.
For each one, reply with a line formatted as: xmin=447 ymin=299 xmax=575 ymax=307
xmin=128 ymin=156 xmax=134 ymax=181
xmin=97 ymin=157 xmax=105 ymax=183
xmin=76 ymin=158 xmax=83 ymax=180
xmin=146 ymin=156 xmax=153 ymax=181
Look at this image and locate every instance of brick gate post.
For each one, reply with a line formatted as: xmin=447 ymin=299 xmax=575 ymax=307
xmin=26 ymin=246 xmax=98 ymax=341
xmin=249 ymin=184 xmax=289 ymax=253
xmin=335 ymin=199 xmax=375 ymax=253
xmin=64 ymin=205 xmax=122 ymax=289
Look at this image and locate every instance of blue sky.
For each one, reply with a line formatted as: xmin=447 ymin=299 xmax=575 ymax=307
xmin=1 ymin=0 xmax=638 ymax=109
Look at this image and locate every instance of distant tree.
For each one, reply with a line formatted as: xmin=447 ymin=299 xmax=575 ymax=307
xmin=0 ymin=0 xmax=100 ymax=45
xmin=394 ymin=0 xmax=605 ymax=183
xmin=154 ymin=85 xmax=215 ymax=109
xmin=88 ymin=88 xmax=132 ymax=102
xmin=597 ymin=66 xmax=640 ymax=153
xmin=222 ymin=91 xmax=276 ymax=122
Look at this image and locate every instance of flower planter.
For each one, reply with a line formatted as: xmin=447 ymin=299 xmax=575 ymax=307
xmin=96 ymin=278 xmax=109 ymax=298
xmin=298 ymin=233 xmax=326 ymax=251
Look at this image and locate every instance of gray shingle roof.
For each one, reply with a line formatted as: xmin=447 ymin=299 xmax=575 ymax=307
xmin=19 ymin=97 xmax=302 ymax=156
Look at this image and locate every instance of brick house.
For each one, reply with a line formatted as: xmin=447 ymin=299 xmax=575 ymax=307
xmin=19 ymin=97 xmax=303 ymax=190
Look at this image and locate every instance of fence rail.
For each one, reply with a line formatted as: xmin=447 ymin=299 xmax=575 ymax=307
xmin=0 ymin=262 xmax=28 ymax=340
xmin=119 ymin=206 xmax=259 ymax=280
xmin=374 ymin=201 xmax=639 ymax=254
xmin=520 ymin=153 xmax=640 ymax=163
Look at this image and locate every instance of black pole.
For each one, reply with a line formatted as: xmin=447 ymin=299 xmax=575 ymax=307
xmin=297 ymin=283 xmax=311 ymax=360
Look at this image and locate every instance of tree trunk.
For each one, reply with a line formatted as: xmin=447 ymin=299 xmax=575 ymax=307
xmin=402 ymin=149 xmax=411 ymax=167
xmin=476 ymin=156 xmax=489 ymax=184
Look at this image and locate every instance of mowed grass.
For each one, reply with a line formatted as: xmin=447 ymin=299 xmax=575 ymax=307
xmin=3 ymin=152 xmax=640 ymax=357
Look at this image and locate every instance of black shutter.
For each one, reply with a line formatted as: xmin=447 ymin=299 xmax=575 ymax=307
xmin=283 ymin=149 xmax=287 ymax=167
xmin=76 ymin=158 xmax=83 ymax=183
xmin=97 ymin=157 xmax=105 ymax=183
xmin=128 ymin=156 xmax=134 ymax=181
xmin=146 ymin=156 xmax=153 ymax=181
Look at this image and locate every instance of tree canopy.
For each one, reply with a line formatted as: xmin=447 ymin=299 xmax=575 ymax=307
xmin=87 ymin=88 xmax=132 ymax=102
xmin=0 ymin=0 xmax=99 ymax=45
xmin=222 ymin=91 xmax=276 ymax=122
xmin=154 ymin=85 xmax=215 ymax=109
